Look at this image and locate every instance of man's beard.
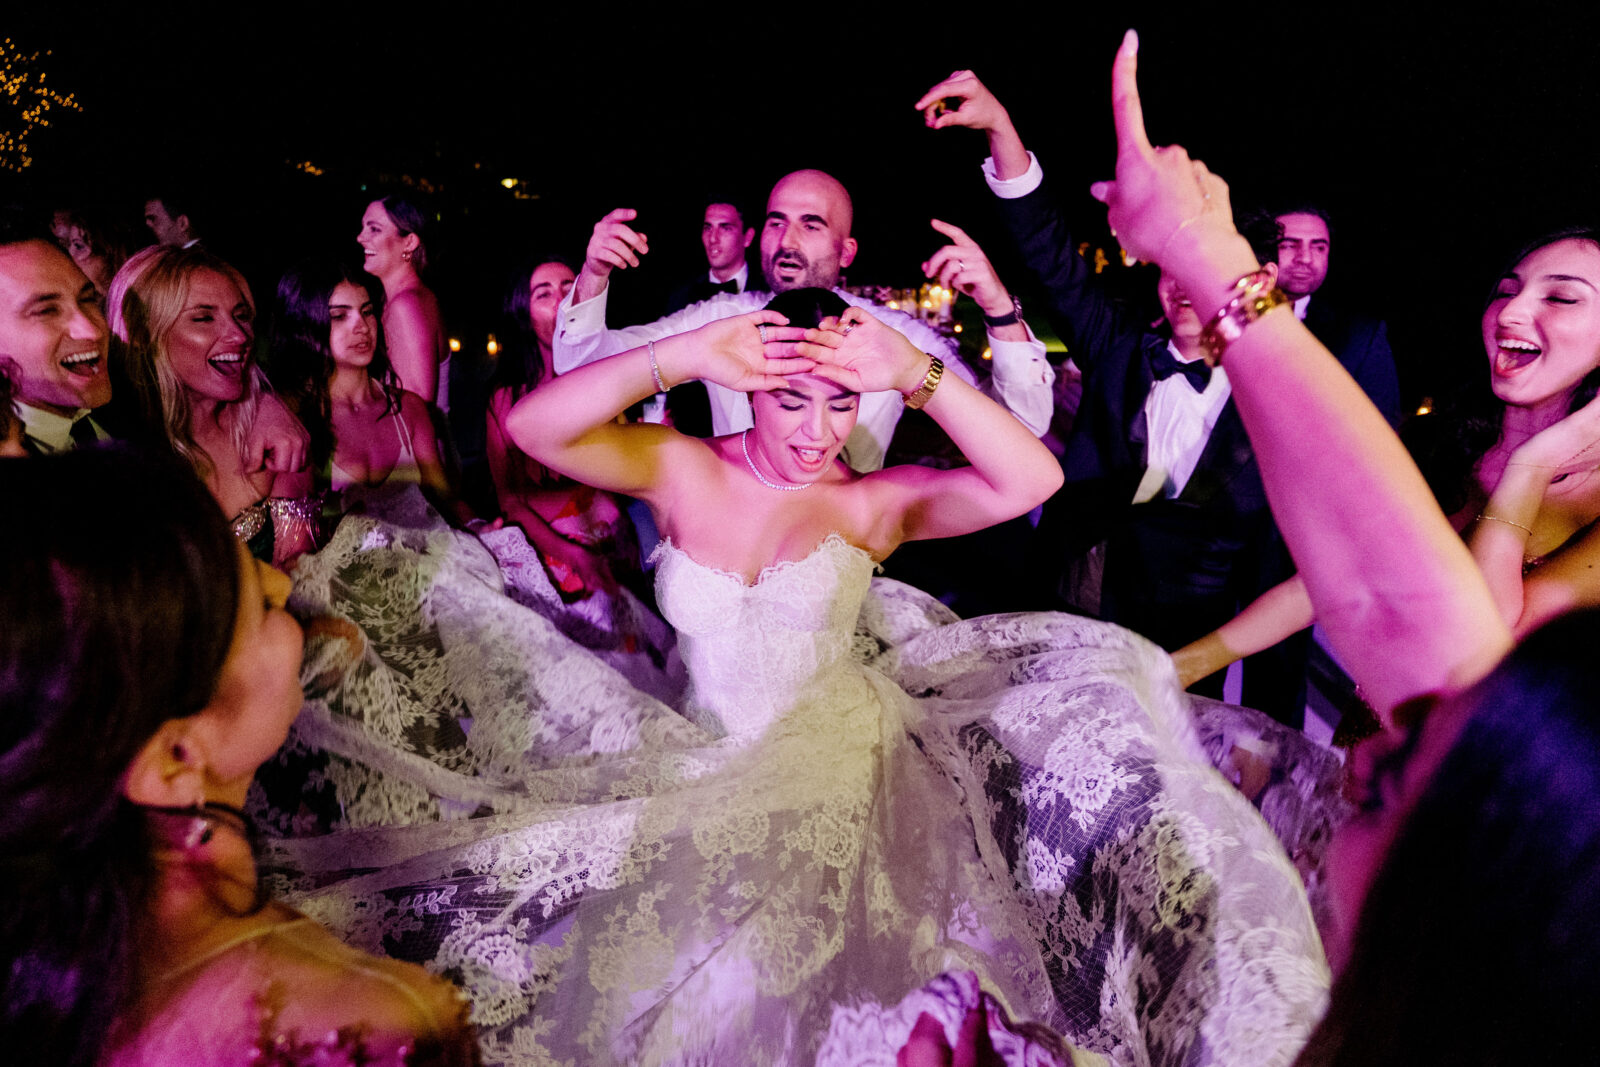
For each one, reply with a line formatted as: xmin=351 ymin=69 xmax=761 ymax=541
xmin=762 ymin=249 xmax=836 ymax=293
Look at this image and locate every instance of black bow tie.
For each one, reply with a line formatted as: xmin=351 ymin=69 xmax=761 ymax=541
xmin=710 ymin=279 xmax=739 ymax=296
xmin=1149 ymin=348 xmax=1211 ymax=392
xmin=70 ymin=416 xmax=99 ymax=448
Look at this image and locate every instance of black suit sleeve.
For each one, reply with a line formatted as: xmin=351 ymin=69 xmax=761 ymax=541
xmin=992 ymin=175 xmax=1143 ymax=372
xmin=1346 ymin=319 xmax=1401 ymax=428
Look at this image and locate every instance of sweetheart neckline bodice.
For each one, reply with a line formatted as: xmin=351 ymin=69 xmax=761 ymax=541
xmin=651 ymin=532 xmax=875 ymax=589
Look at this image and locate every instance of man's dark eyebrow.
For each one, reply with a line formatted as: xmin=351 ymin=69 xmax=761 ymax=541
xmin=77 ymin=282 xmax=98 ymax=301
xmin=25 ymin=290 xmax=65 ymax=309
xmin=799 ymin=213 xmax=827 ymax=227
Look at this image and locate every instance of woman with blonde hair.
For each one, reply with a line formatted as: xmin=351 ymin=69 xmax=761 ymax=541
xmin=112 ymin=246 xmax=317 ymax=565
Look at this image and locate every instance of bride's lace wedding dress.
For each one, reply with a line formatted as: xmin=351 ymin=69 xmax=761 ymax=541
xmin=257 ymin=503 xmax=1326 ymax=1067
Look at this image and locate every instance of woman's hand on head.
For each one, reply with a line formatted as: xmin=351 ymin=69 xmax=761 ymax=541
xmin=684 ymin=309 xmax=813 ymax=392
xmin=798 ymin=311 xmax=930 ymax=395
xmin=1088 ymin=30 xmax=1241 ymax=269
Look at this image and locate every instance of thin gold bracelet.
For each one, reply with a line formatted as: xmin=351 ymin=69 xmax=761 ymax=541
xmin=1477 ymin=513 xmax=1532 ymax=536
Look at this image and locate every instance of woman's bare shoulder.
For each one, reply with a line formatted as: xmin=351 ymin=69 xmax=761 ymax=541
xmin=117 ymin=910 xmax=477 ymax=1066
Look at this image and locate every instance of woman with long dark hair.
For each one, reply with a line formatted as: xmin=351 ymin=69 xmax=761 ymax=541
xmin=270 ymin=259 xmax=465 ymax=522
xmin=486 ymin=255 xmax=638 ymax=599
xmin=0 ymin=448 xmax=475 ymax=1066
xmin=1175 ymin=228 xmax=1600 ymax=700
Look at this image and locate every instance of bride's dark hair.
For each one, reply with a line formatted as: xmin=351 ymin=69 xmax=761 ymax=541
xmin=764 ymin=286 xmax=849 ymax=330
xmin=0 ymin=446 xmax=241 ymax=1067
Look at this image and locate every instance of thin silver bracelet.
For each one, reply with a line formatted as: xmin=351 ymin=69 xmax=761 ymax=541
xmin=647 ymin=340 xmax=666 ymax=392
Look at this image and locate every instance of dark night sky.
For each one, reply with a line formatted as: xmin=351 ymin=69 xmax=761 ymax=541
xmin=7 ymin=3 xmax=1600 ymax=406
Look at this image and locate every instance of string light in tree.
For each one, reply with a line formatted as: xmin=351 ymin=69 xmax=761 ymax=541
xmin=0 ymin=39 xmax=81 ymax=172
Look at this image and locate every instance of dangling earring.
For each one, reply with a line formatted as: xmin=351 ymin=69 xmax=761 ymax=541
xmin=402 ymin=250 xmax=412 ymax=262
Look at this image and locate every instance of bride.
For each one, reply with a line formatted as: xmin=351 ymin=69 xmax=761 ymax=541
xmin=260 ymin=279 xmax=1325 ymax=1065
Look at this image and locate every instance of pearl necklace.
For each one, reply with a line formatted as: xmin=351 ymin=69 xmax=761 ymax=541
xmin=741 ymin=430 xmax=812 ymax=491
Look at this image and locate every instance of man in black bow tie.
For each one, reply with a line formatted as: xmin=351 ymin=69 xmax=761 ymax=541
xmin=664 ymin=197 xmax=757 ymax=315
xmin=919 ymin=68 xmax=1321 ymax=718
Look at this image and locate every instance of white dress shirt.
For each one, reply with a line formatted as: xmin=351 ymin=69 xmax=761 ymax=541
xmin=712 ymin=262 xmax=750 ymax=293
xmin=1132 ymin=346 xmax=1232 ymax=503
xmin=16 ymin=401 xmax=107 ymax=453
xmin=554 ymin=283 xmax=1053 ymax=472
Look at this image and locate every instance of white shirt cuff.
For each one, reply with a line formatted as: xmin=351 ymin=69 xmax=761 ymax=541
xmin=552 ymin=286 xmax=610 ymax=374
xmin=982 ymin=151 xmax=1043 ymax=199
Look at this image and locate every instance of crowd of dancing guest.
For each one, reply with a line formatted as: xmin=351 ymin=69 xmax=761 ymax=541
xmin=6 ymin=28 xmax=1600 ymax=1066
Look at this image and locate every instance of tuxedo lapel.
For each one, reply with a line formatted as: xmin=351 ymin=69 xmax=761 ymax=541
xmin=1175 ymin=399 xmax=1257 ymax=506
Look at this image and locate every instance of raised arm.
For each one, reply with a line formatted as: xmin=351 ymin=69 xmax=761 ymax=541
xmin=801 ymin=311 xmax=1062 ymax=550
xmin=506 ymin=311 xmax=810 ymax=501
xmin=921 ymin=219 xmax=1055 ymax=437
xmin=918 ymin=68 xmax=1140 ymax=373
xmin=1092 ymin=30 xmax=1510 ymax=713
xmin=916 ymin=69 xmax=1031 ymax=181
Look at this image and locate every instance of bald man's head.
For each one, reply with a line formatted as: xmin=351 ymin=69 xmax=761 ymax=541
xmin=760 ymin=170 xmax=858 ymax=292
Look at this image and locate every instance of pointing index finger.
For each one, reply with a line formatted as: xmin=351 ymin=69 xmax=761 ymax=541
xmin=928 ymin=218 xmax=972 ymax=244
xmin=1111 ymin=30 xmax=1153 ymax=161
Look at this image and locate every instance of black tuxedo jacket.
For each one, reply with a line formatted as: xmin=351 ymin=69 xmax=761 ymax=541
xmin=1301 ymin=295 xmax=1401 ymax=427
xmin=996 ymin=176 xmax=1282 ymax=653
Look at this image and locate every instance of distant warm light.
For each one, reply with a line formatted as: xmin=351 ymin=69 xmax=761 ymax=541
xmin=981 ymin=347 xmax=992 ymax=361
xmin=953 ymin=323 xmax=963 ymax=333
xmin=1416 ymin=402 xmax=1432 ymax=415
xmin=486 ymin=334 xmax=499 ymax=356
xmin=887 ymin=300 xmax=900 ymax=310
xmin=0 ymin=39 xmax=81 ymax=172
xmin=921 ymin=300 xmax=933 ymax=310
xmin=501 ymin=177 xmax=517 ymax=189
xmin=448 ymin=337 xmax=462 ymax=352
xmin=290 ymin=159 xmax=324 ymax=176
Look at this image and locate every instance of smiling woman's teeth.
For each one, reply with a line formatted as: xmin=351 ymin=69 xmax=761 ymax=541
xmin=209 ymin=352 xmax=244 ymax=369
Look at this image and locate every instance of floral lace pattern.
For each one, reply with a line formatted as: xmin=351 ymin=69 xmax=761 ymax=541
xmin=256 ymin=515 xmax=1327 ymax=1066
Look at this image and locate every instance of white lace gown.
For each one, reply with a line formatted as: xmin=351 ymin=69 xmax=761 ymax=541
xmin=259 ymin=513 xmax=1327 ymax=1067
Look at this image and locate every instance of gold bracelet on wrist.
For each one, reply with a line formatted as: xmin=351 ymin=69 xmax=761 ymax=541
xmin=1477 ymin=512 xmax=1533 ymax=536
xmin=1199 ymin=270 xmax=1291 ymax=365
xmin=903 ymin=356 xmax=945 ymax=410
